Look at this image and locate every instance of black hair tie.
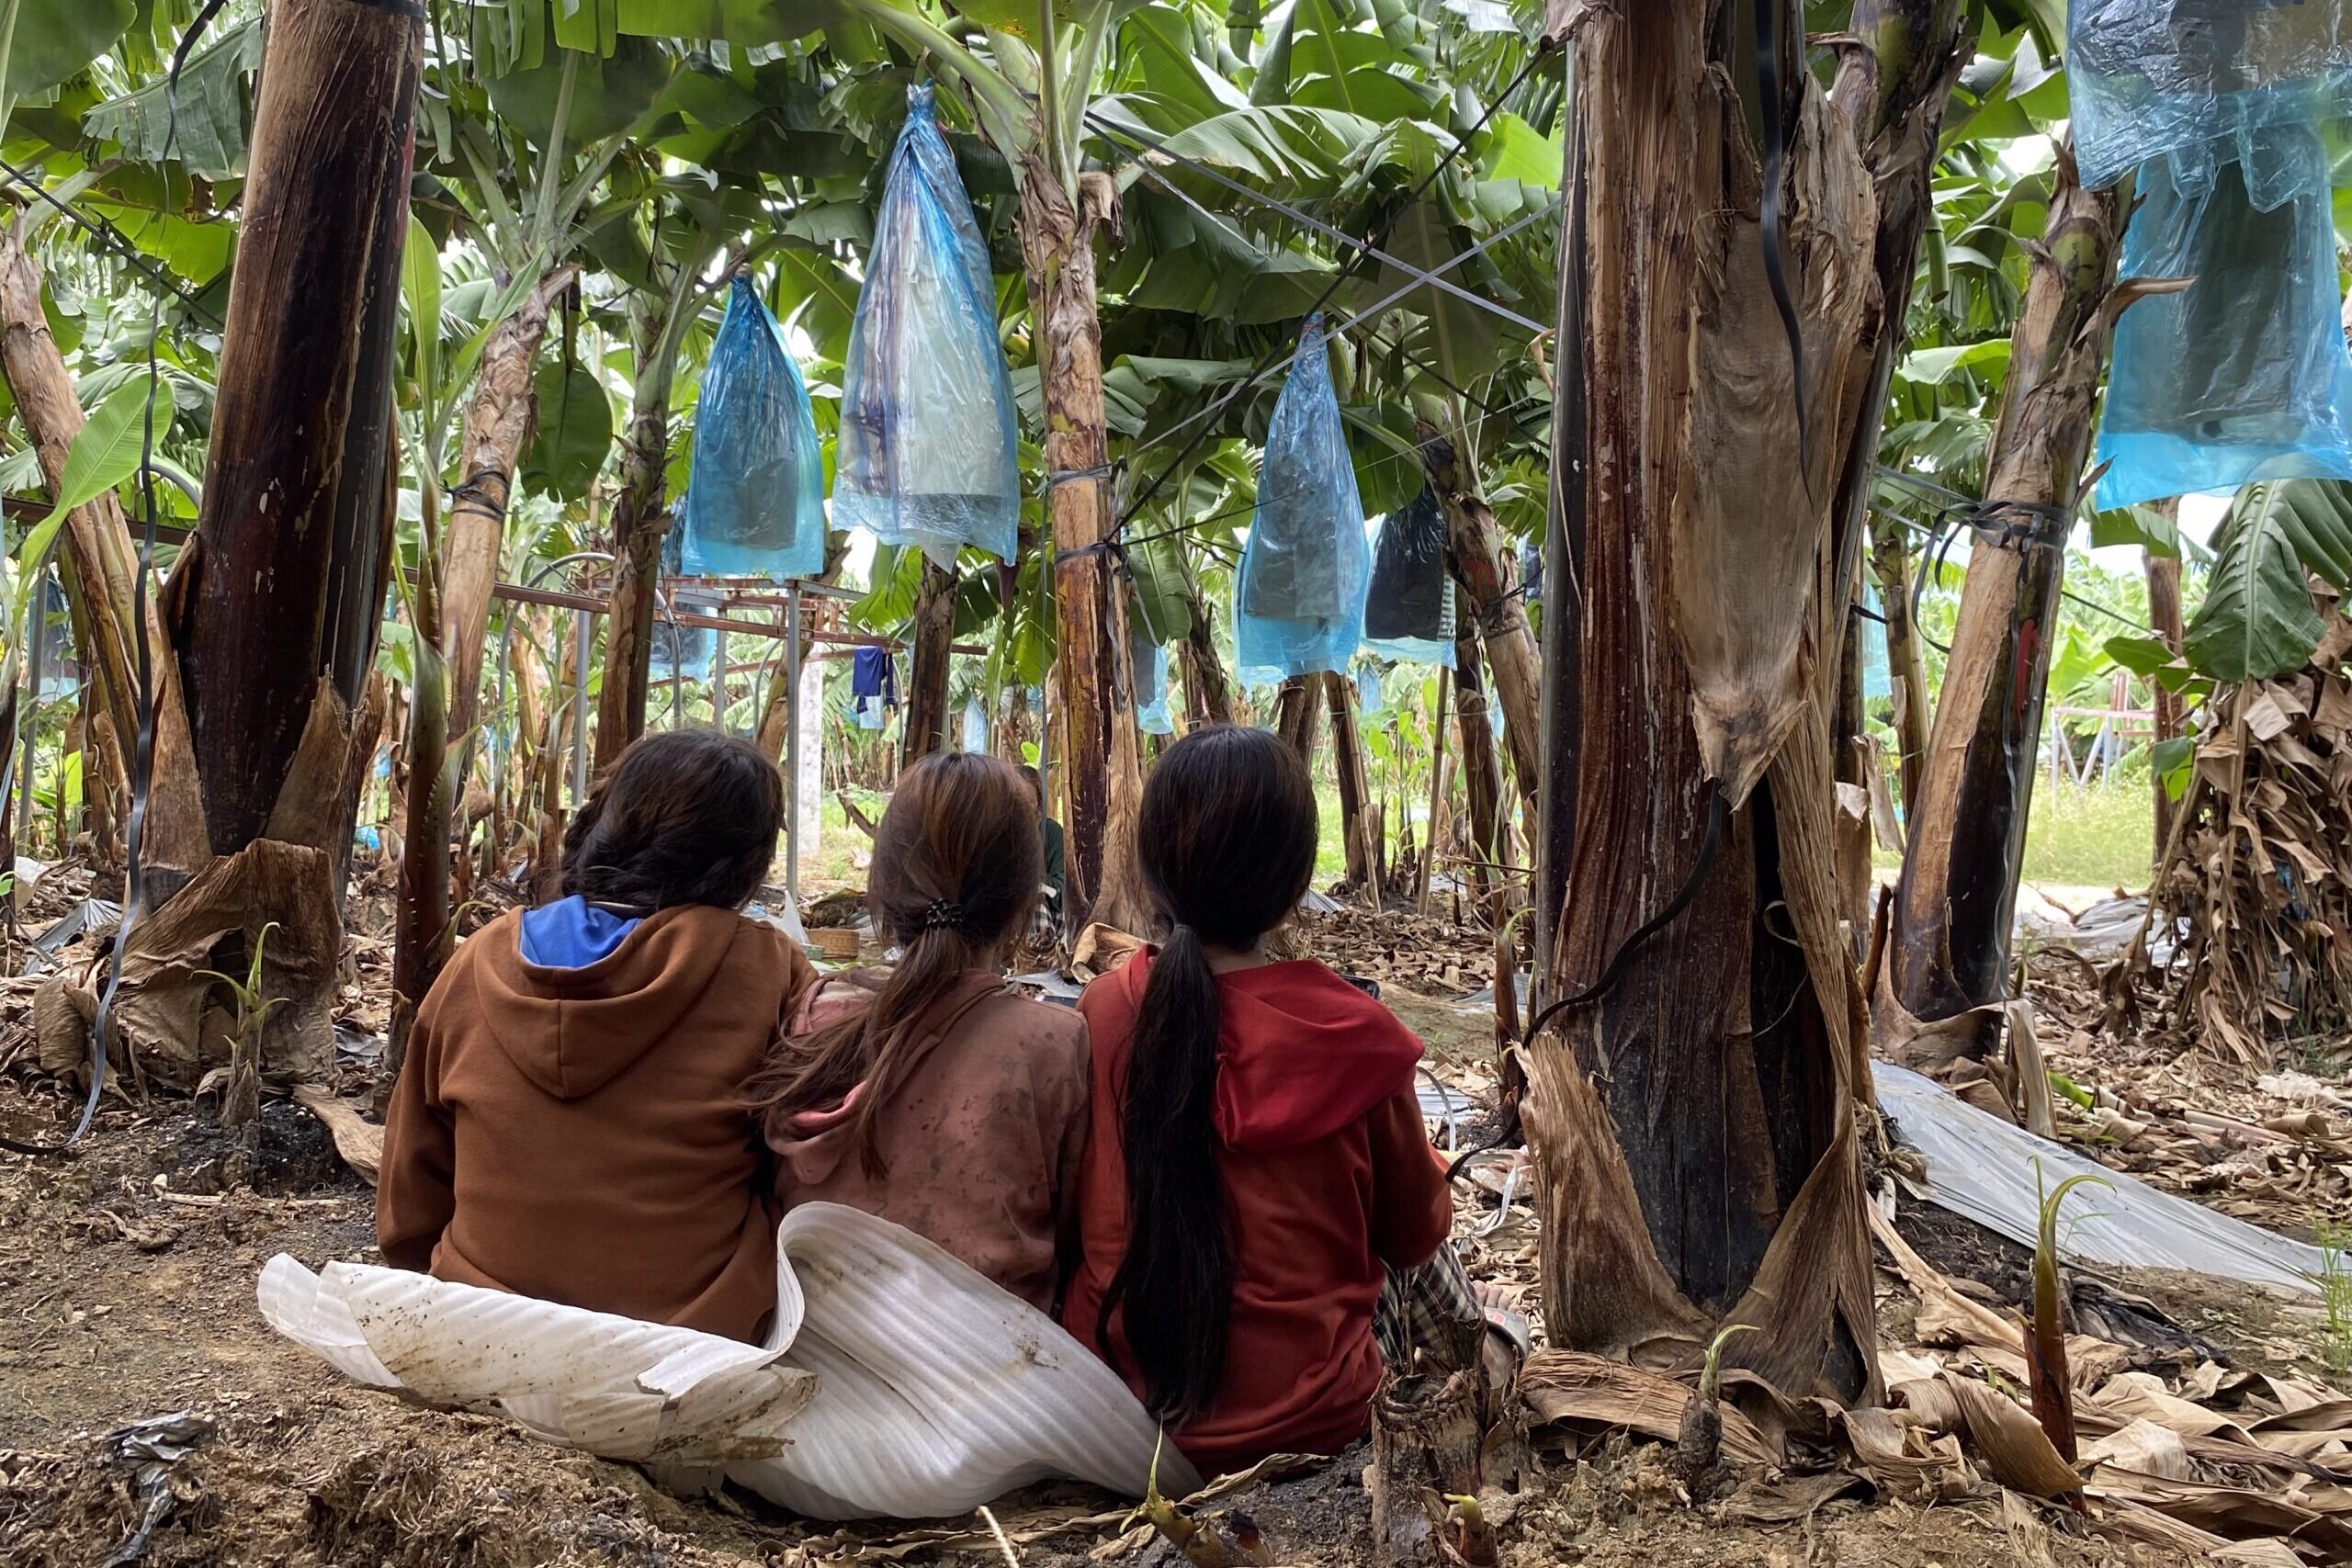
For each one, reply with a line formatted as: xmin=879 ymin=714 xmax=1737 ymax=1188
xmin=920 ymin=900 xmax=967 ymax=931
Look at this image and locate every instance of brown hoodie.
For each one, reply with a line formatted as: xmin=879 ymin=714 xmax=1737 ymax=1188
xmin=765 ymin=969 xmax=1089 ymax=1313
xmin=378 ymin=905 xmax=815 ymax=1342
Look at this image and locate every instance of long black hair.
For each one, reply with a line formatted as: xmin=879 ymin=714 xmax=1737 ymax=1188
xmin=561 ymin=728 xmax=783 ymax=915
xmin=1102 ymin=724 xmax=1317 ymax=1423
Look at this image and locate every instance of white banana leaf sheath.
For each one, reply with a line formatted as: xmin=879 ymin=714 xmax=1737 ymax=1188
xmin=256 ymin=1201 xmax=1197 ymax=1518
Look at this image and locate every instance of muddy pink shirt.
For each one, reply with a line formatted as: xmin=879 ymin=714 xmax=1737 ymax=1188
xmin=763 ymin=969 xmax=1090 ymax=1313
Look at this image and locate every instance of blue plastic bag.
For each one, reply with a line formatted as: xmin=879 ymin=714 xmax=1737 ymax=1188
xmin=2093 ymin=127 xmax=2352 ymax=508
xmin=1234 ymin=316 xmax=1370 ymax=686
xmin=2068 ymin=0 xmax=2352 ymax=195
xmin=649 ymin=615 xmax=716 ymax=684
xmin=1132 ymin=615 xmax=1174 ymax=736
xmin=1356 ymin=664 xmax=1385 ymax=716
xmin=1362 ymin=483 xmax=1456 ymax=667
xmin=833 ymin=84 xmax=1020 ymax=570
xmin=680 ymin=276 xmax=826 ymax=582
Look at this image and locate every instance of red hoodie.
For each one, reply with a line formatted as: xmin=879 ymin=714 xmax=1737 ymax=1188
xmin=1061 ymin=953 xmax=1451 ymax=1477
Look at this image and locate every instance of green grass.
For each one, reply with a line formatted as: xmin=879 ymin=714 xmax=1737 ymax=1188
xmin=2020 ymin=778 xmax=2155 ymax=891
xmin=1871 ymin=774 xmax=2154 ymax=893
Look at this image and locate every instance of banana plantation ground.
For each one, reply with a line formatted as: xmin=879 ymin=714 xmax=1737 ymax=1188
xmin=5 ymin=834 xmax=2352 ymax=1567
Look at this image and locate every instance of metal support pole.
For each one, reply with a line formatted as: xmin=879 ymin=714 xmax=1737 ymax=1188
xmin=571 ymin=604 xmax=593 ymax=806
xmin=785 ymin=582 xmax=801 ymax=908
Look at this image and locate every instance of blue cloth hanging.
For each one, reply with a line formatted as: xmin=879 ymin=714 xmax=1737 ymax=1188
xmin=679 ymin=276 xmax=827 ymax=582
xmin=833 ymin=84 xmax=1020 ymax=570
xmin=851 ymin=644 xmax=899 ymax=727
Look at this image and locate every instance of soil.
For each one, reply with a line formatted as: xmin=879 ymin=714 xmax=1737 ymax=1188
xmin=0 ymin=891 xmax=2290 ymax=1567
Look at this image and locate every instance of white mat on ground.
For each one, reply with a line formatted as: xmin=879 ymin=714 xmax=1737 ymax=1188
xmin=258 ymin=1201 xmax=1196 ymax=1517
xmin=1874 ymin=1061 xmax=2324 ymax=1295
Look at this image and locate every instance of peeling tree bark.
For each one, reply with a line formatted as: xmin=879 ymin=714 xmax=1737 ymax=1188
xmin=441 ymin=267 xmax=574 ymax=739
xmin=33 ymin=0 xmax=416 ymax=1092
xmin=1528 ymin=0 xmax=1883 ymax=1401
xmin=2144 ymin=507 xmax=2185 ymax=869
xmin=0 ymin=231 xmax=146 ymax=788
xmin=903 ymin=558 xmax=956 ymax=764
xmin=596 ymin=287 xmax=687 ymax=773
xmin=1181 ymin=574 xmax=1236 ymax=725
xmin=1868 ymin=512 xmax=1931 ymax=813
xmin=1021 ymin=160 xmax=1146 ymax=931
xmin=1887 ymin=149 xmax=2120 ymax=1060
xmin=1327 ymin=670 xmax=1385 ymax=901
xmin=1426 ymin=428 xmax=1540 ymax=799
xmin=1453 ymin=590 xmax=1502 ymax=909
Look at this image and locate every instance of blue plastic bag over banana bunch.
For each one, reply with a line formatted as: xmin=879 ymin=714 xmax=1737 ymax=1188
xmin=2094 ymin=125 xmax=2352 ymax=506
xmin=2068 ymin=0 xmax=2352 ymax=196
xmin=834 ymin=84 xmax=1020 ymax=571
xmin=1235 ymin=315 xmax=1370 ymax=686
xmin=1131 ymin=615 xmax=1173 ymax=736
xmin=1362 ymin=482 xmax=1455 ymax=667
xmin=680 ymin=276 xmax=827 ymax=582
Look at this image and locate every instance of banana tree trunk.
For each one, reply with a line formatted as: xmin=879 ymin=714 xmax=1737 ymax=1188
xmin=1887 ymin=148 xmax=2120 ymax=1063
xmin=1453 ymin=589 xmax=1501 ymax=909
xmin=754 ymin=530 xmax=852 ymax=762
xmin=1868 ymin=513 xmax=1931 ymax=813
xmin=2145 ymin=512 xmax=2185 ymax=868
xmin=595 ymin=290 xmax=684 ymax=773
xmin=1326 ymin=670 xmax=1384 ymax=902
xmin=1019 ymin=158 xmax=1146 ymax=931
xmin=0 ymin=231 xmax=143 ymax=780
xmin=1823 ymin=0 xmax=1973 ymax=660
xmin=1275 ymin=674 xmax=1320 ymax=762
xmin=49 ymin=0 xmax=418 ymax=1097
xmin=1425 ymin=427 xmax=1540 ymax=797
xmin=903 ymin=558 xmax=956 ymax=764
xmin=1181 ymin=573 xmax=1235 ymax=724
xmin=441 ymin=267 xmax=575 ymax=739
xmin=1528 ymin=0 xmax=1881 ymax=1400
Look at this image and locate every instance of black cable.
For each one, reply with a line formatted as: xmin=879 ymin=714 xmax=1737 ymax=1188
xmin=1105 ymin=42 xmax=1556 ymax=535
xmin=0 ymin=153 xmax=223 ymax=326
xmin=1445 ymin=779 xmax=1730 ymax=1184
xmin=2 ymin=0 xmax=231 ymax=1158
xmin=1754 ymin=0 xmax=1810 ymax=486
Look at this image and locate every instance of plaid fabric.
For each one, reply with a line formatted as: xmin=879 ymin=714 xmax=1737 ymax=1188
xmin=1374 ymin=1243 xmax=1484 ymax=1372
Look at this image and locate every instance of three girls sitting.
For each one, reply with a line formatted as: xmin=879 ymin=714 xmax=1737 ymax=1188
xmin=379 ymin=723 xmax=1476 ymax=1483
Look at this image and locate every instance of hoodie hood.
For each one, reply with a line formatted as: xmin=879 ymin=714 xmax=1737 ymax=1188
xmin=1110 ymin=954 xmax=1425 ymax=1152
xmin=767 ymin=970 xmax=1006 ymax=1186
xmin=469 ymin=904 xmax=753 ymax=1100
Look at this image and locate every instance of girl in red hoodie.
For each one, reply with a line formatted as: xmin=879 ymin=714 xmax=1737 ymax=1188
xmin=1062 ymin=725 xmax=1455 ymax=1477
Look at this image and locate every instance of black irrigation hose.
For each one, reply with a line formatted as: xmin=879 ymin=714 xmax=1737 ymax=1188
xmin=1 ymin=0 xmax=231 ymax=1159
xmin=1104 ymin=41 xmax=1557 ymax=537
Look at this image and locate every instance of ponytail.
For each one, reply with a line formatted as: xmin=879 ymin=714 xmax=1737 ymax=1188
xmin=1100 ymin=921 xmax=1231 ymax=1422
xmin=1100 ymin=725 xmax=1317 ymax=1426
xmin=752 ymin=753 xmax=1041 ymax=1173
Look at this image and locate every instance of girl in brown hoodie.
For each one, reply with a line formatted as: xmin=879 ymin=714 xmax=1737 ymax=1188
xmin=753 ymin=751 xmax=1088 ymax=1314
xmin=378 ymin=729 xmax=815 ymax=1343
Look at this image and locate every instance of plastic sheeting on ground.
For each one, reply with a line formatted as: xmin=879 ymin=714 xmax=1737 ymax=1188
xmin=1234 ymin=316 xmax=1369 ymax=685
xmin=2093 ymin=129 xmax=2352 ymax=508
xmin=258 ymin=1201 xmax=1196 ymax=1518
xmin=1873 ymin=1061 xmax=2323 ymax=1295
xmin=679 ymin=276 xmax=827 ymax=582
xmin=2068 ymin=0 xmax=2352 ymax=195
xmin=832 ymin=84 xmax=1020 ymax=571
xmin=1362 ymin=485 xmax=1455 ymax=668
